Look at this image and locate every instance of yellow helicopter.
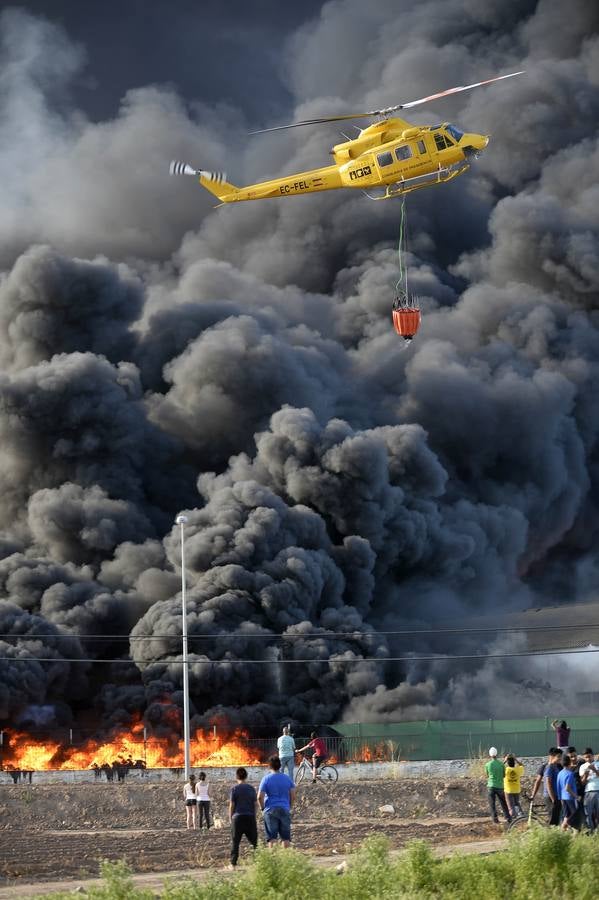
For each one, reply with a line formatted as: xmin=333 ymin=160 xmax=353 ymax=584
xmin=171 ymin=72 xmax=523 ymax=204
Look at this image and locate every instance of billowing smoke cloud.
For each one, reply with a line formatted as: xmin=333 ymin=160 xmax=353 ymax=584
xmin=0 ymin=0 xmax=599 ymax=737
xmin=0 ymin=245 xmax=143 ymax=369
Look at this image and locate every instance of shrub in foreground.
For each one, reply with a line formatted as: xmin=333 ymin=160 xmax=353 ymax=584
xmin=38 ymin=828 xmax=599 ymax=900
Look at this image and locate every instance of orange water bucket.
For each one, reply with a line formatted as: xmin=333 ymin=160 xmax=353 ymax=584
xmin=392 ymin=307 xmax=421 ymax=339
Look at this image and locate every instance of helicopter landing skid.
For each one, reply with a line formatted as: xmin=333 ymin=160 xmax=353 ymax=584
xmin=363 ymin=161 xmax=470 ymax=200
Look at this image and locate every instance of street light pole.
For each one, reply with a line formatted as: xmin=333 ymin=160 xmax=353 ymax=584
xmin=176 ymin=514 xmax=191 ymax=780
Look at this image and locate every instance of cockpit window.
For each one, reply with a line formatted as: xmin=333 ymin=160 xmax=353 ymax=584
xmin=446 ymin=124 xmax=464 ymax=143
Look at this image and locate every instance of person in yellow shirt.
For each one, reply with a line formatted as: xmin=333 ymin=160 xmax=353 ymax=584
xmin=503 ymin=754 xmax=524 ymax=817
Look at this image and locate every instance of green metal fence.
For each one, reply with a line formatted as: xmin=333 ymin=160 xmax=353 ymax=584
xmin=333 ymin=716 xmax=599 ymax=760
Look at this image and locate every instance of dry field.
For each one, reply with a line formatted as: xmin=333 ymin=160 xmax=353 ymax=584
xmin=0 ymin=774 xmax=510 ymax=891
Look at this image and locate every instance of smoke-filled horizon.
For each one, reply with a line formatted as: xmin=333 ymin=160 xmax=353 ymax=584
xmin=1 ymin=0 xmax=599 ymax=736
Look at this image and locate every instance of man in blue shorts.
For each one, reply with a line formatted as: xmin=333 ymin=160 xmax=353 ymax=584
xmin=544 ymin=747 xmax=563 ymax=826
xmin=557 ymin=754 xmax=580 ymax=831
xmin=258 ymin=755 xmax=296 ymax=848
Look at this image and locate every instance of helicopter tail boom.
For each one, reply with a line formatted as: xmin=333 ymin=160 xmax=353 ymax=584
xmin=181 ymin=162 xmax=344 ymax=203
xmin=213 ymin=165 xmax=344 ymax=202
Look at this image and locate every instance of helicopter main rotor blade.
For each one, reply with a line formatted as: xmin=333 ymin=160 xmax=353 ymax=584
xmin=249 ymin=71 xmax=524 ymax=134
xmin=395 ymin=70 xmax=525 ymax=111
xmin=249 ymin=112 xmax=376 ymax=134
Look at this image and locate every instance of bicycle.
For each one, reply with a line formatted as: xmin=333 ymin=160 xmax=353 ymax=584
xmin=294 ymin=752 xmax=338 ymax=785
xmin=507 ymin=796 xmax=549 ymax=833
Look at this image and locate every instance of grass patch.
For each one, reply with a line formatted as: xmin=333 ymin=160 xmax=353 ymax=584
xmin=36 ymin=829 xmax=599 ymax=900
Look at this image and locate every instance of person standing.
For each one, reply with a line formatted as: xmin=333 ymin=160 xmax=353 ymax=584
xmin=258 ymin=755 xmax=296 ymax=848
xmin=229 ymin=767 xmax=258 ymax=867
xmin=277 ymin=726 xmax=296 ymax=781
xmin=579 ymin=748 xmax=599 ymax=833
xmin=485 ymin=747 xmax=511 ymax=825
xmin=566 ymin=747 xmax=585 ymax=830
xmin=544 ymin=747 xmax=564 ymax=826
xmin=552 ymin=720 xmax=571 ymax=752
xmin=530 ymin=748 xmax=555 ymax=802
xmin=557 ymin=754 xmax=579 ymax=831
xmin=197 ymin=771 xmax=211 ymax=830
xmin=503 ymin=754 xmax=524 ymax=818
xmin=183 ymin=773 xmax=197 ymax=830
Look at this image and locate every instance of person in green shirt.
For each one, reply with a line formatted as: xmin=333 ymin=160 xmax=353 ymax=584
xmin=485 ymin=747 xmax=512 ymax=824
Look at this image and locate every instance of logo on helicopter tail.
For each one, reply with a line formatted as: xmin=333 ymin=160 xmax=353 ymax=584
xmin=349 ymin=165 xmax=372 ymax=180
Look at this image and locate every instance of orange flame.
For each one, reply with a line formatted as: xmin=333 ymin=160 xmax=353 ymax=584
xmin=1 ymin=721 xmax=264 ymax=771
xmin=352 ymin=742 xmax=389 ymax=762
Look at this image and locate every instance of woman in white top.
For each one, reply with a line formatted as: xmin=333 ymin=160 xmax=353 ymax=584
xmin=197 ymin=771 xmax=211 ymax=829
xmin=183 ymin=773 xmax=197 ymax=829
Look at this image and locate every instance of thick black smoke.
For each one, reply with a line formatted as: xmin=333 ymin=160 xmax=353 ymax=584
xmin=1 ymin=0 xmax=599 ymax=736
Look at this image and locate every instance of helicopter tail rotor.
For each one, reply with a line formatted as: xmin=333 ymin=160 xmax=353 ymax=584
xmin=170 ymin=161 xmax=236 ymax=203
xmin=169 ymin=161 xmax=229 ymax=184
xmin=169 ymin=160 xmax=198 ymax=176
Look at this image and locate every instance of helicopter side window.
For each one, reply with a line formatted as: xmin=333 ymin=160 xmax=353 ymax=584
xmin=395 ymin=145 xmax=412 ymax=161
xmin=377 ymin=152 xmax=393 ymax=167
xmin=417 ymin=140 xmax=426 ymax=154
xmin=434 ymin=133 xmax=452 ymax=151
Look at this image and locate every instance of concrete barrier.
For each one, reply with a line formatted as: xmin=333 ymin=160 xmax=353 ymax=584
xmin=0 ymin=756 xmax=547 ymax=785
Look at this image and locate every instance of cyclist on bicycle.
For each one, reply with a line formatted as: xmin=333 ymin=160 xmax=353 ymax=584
xmin=297 ymin=732 xmax=328 ymax=783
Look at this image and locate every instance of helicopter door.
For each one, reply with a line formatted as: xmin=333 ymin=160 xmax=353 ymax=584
xmin=376 ymin=145 xmax=413 ymax=179
xmin=432 ymin=130 xmax=460 ymax=164
xmin=413 ymin=138 xmax=432 ymax=173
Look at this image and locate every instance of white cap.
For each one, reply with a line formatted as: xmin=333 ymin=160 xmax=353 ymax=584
xmin=489 ymin=746 xmax=498 ymax=757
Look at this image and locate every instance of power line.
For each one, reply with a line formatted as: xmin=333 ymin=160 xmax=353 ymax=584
xmin=0 ymin=646 xmax=598 ymax=664
xmin=1 ymin=623 xmax=599 ymax=641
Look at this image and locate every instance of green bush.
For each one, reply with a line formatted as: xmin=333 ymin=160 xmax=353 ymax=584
xmin=37 ymin=859 xmax=156 ymax=900
xmin=36 ymin=829 xmax=599 ymax=900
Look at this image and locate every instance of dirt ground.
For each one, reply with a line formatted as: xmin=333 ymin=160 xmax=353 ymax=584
xmin=0 ymin=774 xmax=510 ymax=891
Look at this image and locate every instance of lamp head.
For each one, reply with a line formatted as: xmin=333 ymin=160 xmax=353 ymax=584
xmin=176 ymin=514 xmax=189 ymax=526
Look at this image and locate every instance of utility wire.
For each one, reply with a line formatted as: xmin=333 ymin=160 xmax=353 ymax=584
xmin=1 ymin=647 xmax=598 ymax=664
xmin=1 ymin=623 xmax=599 ymax=640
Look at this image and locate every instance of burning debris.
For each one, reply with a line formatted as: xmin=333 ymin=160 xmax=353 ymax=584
xmin=0 ymin=723 xmax=264 ymax=771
